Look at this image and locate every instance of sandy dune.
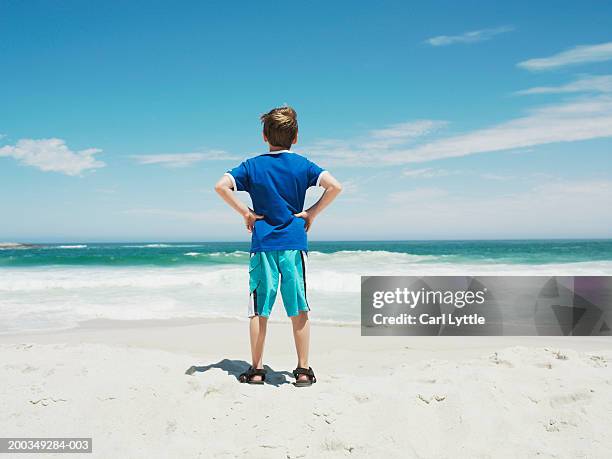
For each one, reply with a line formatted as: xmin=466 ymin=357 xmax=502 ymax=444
xmin=1 ymin=320 xmax=611 ymax=458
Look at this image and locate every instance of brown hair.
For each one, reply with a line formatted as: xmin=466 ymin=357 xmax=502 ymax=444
xmin=260 ymin=106 xmax=298 ymax=149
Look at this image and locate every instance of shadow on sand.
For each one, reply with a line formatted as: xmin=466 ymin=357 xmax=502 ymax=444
xmin=185 ymin=359 xmax=293 ymax=387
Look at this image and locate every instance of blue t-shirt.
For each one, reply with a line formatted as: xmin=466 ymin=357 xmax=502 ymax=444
xmin=226 ymin=151 xmax=326 ymax=253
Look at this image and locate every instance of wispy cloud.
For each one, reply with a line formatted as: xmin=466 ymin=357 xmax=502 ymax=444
xmin=402 ymin=168 xmax=459 ymax=179
xmin=388 ymin=187 xmax=449 ymax=203
xmin=516 ymin=74 xmax=612 ymax=95
xmin=425 ymin=26 xmax=514 ymax=47
xmin=386 ymin=96 xmax=612 ymax=163
xmin=0 ymin=138 xmax=104 ymax=176
xmin=132 ymin=149 xmax=237 ymax=167
xmin=401 ymin=169 xmax=525 ymax=181
xmin=364 ymin=121 xmax=448 ymax=148
xmin=518 ymin=42 xmax=612 ymax=71
xmin=307 ymin=95 xmax=612 ymax=166
xmin=305 ymin=120 xmax=446 ymax=166
xmin=480 ymin=173 xmax=516 ymax=181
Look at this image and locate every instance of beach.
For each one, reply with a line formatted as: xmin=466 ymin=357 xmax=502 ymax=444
xmin=2 ymin=319 xmax=612 ymax=458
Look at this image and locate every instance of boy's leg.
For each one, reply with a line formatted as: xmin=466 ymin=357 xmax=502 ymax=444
xmin=278 ymin=250 xmax=312 ymax=382
xmin=291 ymin=311 xmax=310 ymax=381
xmin=247 ymin=251 xmax=278 ymax=382
xmin=249 ymin=315 xmax=268 ymax=381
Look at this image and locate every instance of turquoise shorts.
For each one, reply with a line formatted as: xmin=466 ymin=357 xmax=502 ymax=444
xmin=248 ymin=250 xmax=310 ymax=318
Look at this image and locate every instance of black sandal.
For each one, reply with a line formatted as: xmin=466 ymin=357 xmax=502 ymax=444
xmin=238 ymin=366 xmax=266 ymax=384
xmin=293 ymin=367 xmax=316 ymax=387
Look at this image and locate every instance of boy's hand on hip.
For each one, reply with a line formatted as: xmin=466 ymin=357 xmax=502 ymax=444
xmin=294 ymin=211 xmax=314 ymax=232
xmin=244 ymin=209 xmax=264 ymax=233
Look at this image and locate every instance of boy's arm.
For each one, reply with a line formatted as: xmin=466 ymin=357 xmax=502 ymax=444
xmin=294 ymin=172 xmax=342 ymax=231
xmin=214 ymin=175 xmax=263 ymax=233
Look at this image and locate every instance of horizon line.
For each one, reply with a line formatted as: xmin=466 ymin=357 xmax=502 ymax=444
xmin=2 ymin=237 xmax=611 ymax=245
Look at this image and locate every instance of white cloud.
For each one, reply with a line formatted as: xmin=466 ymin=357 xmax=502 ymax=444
xmin=425 ymin=26 xmax=514 ymax=47
xmin=132 ymin=149 xmax=238 ymax=167
xmin=480 ymin=173 xmax=516 ymax=181
xmin=402 ymin=168 xmax=518 ymax=181
xmin=304 ymin=120 xmax=446 ymax=166
xmin=532 ymin=179 xmax=612 ymax=196
xmin=518 ymin=42 xmax=612 ymax=71
xmin=516 ymin=74 xmax=612 ymax=95
xmin=388 ymin=187 xmax=449 ymax=203
xmin=384 ymin=96 xmax=612 ymax=164
xmin=307 ymin=95 xmax=612 ymax=166
xmin=0 ymin=138 xmax=104 ymax=176
xmin=402 ymin=168 xmax=459 ymax=179
xmin=364 ymin=120 xmax=448 ymax=149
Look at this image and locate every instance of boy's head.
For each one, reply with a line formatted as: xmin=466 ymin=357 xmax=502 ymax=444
xmin=260 ymin=106 xmax=298 ymax=149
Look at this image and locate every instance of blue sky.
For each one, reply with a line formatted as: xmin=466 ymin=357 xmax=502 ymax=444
xmin=1 ymin=0 xmax=611 ymax=242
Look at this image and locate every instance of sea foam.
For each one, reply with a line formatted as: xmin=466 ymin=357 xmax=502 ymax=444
xmin=2 ymin=250 xmax=612 ymax=333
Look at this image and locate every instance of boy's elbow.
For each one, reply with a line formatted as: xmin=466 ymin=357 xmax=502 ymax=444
xmin=214 ymin=181 xmax=227 ymax=194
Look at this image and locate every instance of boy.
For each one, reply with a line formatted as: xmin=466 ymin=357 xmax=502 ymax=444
xmin=214 ymin=106 xmax=342 ymax=387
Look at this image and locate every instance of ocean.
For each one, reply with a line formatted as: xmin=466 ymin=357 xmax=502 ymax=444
xmin=1 ymin=240 xmax=611 ymax=333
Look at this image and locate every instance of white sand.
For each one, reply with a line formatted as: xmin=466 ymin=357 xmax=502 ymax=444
xmin=1 ymin=319 xmax=611 ymax=458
